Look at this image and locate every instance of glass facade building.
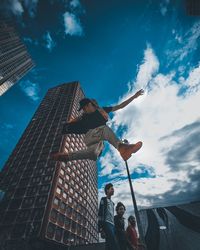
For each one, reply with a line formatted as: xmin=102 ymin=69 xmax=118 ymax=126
xmin=0 ymin=82 xmax=98 ymax=248
xmin=0 ymin=20 xmax=34 ymax=96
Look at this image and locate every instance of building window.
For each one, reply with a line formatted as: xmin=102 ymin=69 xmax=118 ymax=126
xmin=60 ymin=202 xmax=66 ymax=211
xmin=58 ymin=177 xmax=64 ymax=185
xmin=64 ymin=183 xmax=69 ymax=190
xmin=63 ymin=192 xmax=67 ymax=199
xmin=14 ymin=188 xmax=26 ymax=198
xmin=55 ymin=227 xmax=63 ymax=242
xmin=35 ymin=195 xmax=47 ymax=207
xmin=22 ymin=197 xmax=35 ymax=208
xmin=50 ymin=209 xmax=58 ymax=222
xmin=60 ymin=169 xmax=65 ymax=176
xmin=58 ymin=213 xmax=65 ymax=226
xmin=63 ymin=230 xmax=70 ymax=244
xmin=53 ymin=197 xmax=60 ymax=206
xmin=69 ymin=187 xmax=74 ymax=194
xmin=66 ymin=206 xmax=72 ymax=217
xmin=56 ymin=187 xmax=62 ymax=194
xmin=71 ymin=221 xmax=76 ymax=233
xmin=31 ymin=208 xmax=45 ymax=220
xmin=26 ymin=186 xmax=38 ymax=196
xmin=17 ymin=209 xmax=30 ymax=222
xmin=39 ymin=185 xmax=50 ymax=194
xmin=9 ymin=198 xmax=22 ymax=210
xmin=43 ymin=175 xmax=52 ymax=183
xmin=47 ymin=222 xmax=56 ymax=238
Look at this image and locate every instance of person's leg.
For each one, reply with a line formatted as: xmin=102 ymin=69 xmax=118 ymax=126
xmin=51 ymin=141 xmax=104 ymax=162
xmin=100 ymin=125 xmax=121 ymax=149
xmin=99 ymin=125 xmax=143 ymax=161
xmin=51 ymin=125 xmax=143 ymax=162
xmin=104 ymin=222 xmax=120 ymax=250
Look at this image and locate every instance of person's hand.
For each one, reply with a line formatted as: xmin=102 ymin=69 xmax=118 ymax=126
xmin=134 ymin=89 xmax=144 ymax=98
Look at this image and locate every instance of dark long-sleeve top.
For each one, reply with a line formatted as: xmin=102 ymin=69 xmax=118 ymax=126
xmin=62 ymin=107 xmax=112 ymax=134
xmin=114 ymin=215 xmax=126 ymax=240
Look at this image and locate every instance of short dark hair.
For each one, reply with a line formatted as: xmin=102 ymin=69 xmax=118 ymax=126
xmin=116 ymin=202 xmax=126 ymax=212
xmin=128 ymin=215 xmax=136 ymax=222
xmin=104 ymin=183 xmax=113 ymax=195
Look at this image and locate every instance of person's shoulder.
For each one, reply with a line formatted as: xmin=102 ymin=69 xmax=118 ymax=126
xmin=100 ymin=196 xmax=107 ymax=204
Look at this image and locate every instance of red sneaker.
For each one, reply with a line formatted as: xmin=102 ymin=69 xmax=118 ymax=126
xmin=118 ymin=141 xmax=143 ymax=161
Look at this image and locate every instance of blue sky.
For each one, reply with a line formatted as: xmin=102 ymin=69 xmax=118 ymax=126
xmin=0 ymin=0 xmax=200 ymax=213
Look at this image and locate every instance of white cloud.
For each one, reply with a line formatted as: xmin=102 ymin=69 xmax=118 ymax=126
xmin=43 ymin=31 xmax=56 ymax=51
xmin=3 ymin=0 xmax=38 ymax=17
xmin=134 ymin=44 xmax=159 ymax=90
xmin=98 ymin=44 xmax=200 ymax=208
xmin=11 ymin=0 xmax=24 ymax=16
xmin=160 ymin=0 xmax=170 ymax=16
xmin=23 ymin=37 xmax=39 ymax=46
xmin=20 ymin=80 xmax=40 ymax=101
xmin=63 ymin=12 xmax=83 ymax=36
xmin=70 ymin=0 xmax=81 ymax=9
xmin=184 ymin=64 xmax=200 ymax=91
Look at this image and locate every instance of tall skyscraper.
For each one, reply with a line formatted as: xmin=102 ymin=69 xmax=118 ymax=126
xmin=0 ymin=19 xmax=35 ymax=96
xmin=0 ymin=82 xmax=98 ymax=248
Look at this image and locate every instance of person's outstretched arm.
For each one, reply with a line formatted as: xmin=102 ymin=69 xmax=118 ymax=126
xmin=112 ymin=89 xmax=144 ymax=112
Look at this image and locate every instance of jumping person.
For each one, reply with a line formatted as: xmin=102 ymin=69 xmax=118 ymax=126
xmin=51 ymin=89 xmax=144 ymax=162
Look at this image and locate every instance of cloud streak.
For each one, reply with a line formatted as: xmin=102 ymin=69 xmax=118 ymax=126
xmin=20 ymin=80 xmax=40 ymax=101
xmin=63 ymin=12 xmax=83 ymax=36
xmin=43 ymin=31 xmax=56 ymax=51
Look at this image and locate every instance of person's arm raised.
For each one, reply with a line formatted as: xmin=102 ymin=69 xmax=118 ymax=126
xmin=112 ymin=89 xmax=144 ymax=112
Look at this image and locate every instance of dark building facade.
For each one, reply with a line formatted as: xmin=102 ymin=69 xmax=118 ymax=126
xmin=0 ymin=82 xmax=98 ymax=249
xmin=0 ymin=19 xmax=34 ymax=96
xmin=139 ymin=201 xmax=200 ymax=250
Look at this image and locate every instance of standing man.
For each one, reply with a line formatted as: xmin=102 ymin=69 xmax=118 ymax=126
xmin=114 ymin=202 xmax=129 ymax=250
xmin=51 ymin=89 xmax=144 ymax=163
xmin=98 ymin=183 xmax=120 ymax=250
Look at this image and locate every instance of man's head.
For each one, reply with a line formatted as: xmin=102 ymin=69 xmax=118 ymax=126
xmin=78 ymin=98 xmax=97 ymax=113
xmin=104 ymin=183 xmax=114 ymax=197
xmin=128 ymin=215 xmax=136 ymax=226
xmin=116 ymin=202 xmax=126 ymax=216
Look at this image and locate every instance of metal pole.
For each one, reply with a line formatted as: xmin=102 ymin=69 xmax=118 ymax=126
xmin=124 ymin=160 xmax=146 ymax=249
